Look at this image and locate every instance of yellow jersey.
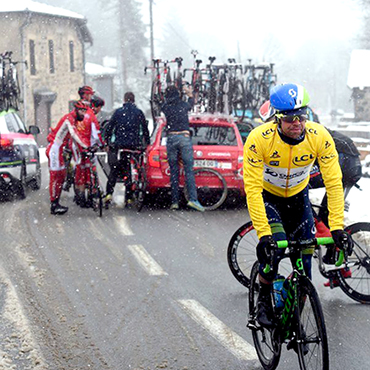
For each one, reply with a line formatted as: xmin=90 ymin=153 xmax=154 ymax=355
xmin=243 ymin=121 xmax=344 ymax=238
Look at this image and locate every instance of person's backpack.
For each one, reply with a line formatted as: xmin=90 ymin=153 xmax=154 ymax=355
xmin=327 ymin=128 xmax=360 ymax=157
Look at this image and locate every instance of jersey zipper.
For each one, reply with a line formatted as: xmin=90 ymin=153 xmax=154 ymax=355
xmin=285 ymin=146 xmax=293 ymax=197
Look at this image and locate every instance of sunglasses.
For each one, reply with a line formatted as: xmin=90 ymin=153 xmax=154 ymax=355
xmin=280 ymin=114 xmax=307 ymax=123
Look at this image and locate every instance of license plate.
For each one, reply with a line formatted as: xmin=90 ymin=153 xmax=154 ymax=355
xmin=194 ymin=159 xmax=217 ymax=168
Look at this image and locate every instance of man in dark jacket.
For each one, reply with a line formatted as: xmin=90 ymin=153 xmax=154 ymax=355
xmin=103 ymin=92 xmax=150 ymax=204
xmin=161 ymin=85 xmax=204 ymax=211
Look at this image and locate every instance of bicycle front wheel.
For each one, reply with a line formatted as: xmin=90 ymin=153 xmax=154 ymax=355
xmin=295 ymin=277 xmax=329 ymax=370
xmin=227 ymin=222 xmax=292 ymax=288
xmin=185 ymin=168 xmax=227 ymax=211
xmin=249 ymin=261 xmax=281 ymax=370
xmin=150 ymin=80 xmax=163 ymax=121
xmin=337 ymin=222 xmax=370 ymax=303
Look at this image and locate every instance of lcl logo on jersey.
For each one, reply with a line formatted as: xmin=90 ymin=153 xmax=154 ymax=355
xmin=293 ymin=153 xmax=314 ymax=166
xmin=325 ymin=141 xmax=331 ymax=149
xmin=307 ymin=128 xmax=318 ymax=135
xmin=262 ymin=128 xmax=274 ymax=138
xmin=249 ymin=144 xmax=257 ymax=154
xmin=270 ymin=150 xmax=280 ymax=158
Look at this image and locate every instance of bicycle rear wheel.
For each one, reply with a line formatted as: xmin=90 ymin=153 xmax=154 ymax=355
xmin=184 ymin=168 xmax=227 ymax=211
xmin=249 ymin=261 xmax=281 ymax=370
xmin=91 ymin=186 xmax=103 ymax=217
xmin=131 ymin=166 xmax=147 ymax=212
xmin=295 ymin=277 xmax=329 ymax=370
xmin=336 ymin=222 xmax=370 ymax=303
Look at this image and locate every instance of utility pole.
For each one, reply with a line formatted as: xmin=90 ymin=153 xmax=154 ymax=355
xmin=119 ymin=0 xmax=127 ymax=92
xmin=149 ymin=0 xmax=154 ymax=61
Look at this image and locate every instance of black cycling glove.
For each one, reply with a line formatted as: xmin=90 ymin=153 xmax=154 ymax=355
xmin=257 ymin=235 xmax=277 ymax=266
xmin=331 ymin=230 xmax=354 ymax=255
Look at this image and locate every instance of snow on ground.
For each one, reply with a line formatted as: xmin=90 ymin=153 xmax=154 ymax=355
xmin=310 ymin=177 xmax=370 ymax=225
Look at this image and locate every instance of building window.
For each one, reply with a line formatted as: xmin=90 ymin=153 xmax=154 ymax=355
xmin=29 ymin=40 xmax=36 ymax=75
xmin=69 ymin=41 xmax=75 ymax=72
xmin=48 ymin=40 xmax=55 ymax=73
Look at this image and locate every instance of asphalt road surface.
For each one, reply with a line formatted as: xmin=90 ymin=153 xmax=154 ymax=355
xmin=0 ymin=163 xmax=369 ymax=370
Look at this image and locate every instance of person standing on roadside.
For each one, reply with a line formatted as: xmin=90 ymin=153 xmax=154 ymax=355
xmin=46 ymin=101 xmax=89 ymax=215
xmin=161 ymin=85 xmax=204 ymax=212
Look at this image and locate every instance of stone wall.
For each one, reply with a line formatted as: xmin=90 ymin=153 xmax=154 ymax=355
xmin=351 ymin=87 xmax=370 ymax=122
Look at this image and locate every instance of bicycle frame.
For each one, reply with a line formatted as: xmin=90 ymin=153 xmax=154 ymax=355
xmin=264 ymin=237 xmax=337 ymax=339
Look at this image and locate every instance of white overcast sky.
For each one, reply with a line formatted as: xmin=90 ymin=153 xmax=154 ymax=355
xmin=140 ymin=0 xmax=362 ymax=61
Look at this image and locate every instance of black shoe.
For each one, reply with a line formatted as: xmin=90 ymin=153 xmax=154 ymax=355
xmin=256 ymin=297 xmax=275 ymax=328
xmin=51 ymin=201 xmax=68 ymax=215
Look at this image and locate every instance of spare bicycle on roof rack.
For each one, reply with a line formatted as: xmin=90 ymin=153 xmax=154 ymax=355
xmin=0 ymin=51 xmax=27 ymax=111
xmin=144 ymin=54 xmax=278 ymax=123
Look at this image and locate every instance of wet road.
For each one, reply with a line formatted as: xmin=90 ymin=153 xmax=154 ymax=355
xmin=0 ymin=163 xmax=369 ymax=369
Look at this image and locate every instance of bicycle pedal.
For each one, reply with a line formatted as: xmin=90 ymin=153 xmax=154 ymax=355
xmin=247 ymin=320 xmax=259 ymax=330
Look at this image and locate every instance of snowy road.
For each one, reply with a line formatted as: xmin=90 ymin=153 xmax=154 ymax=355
xmin=0 ymin=163 xmax=370 ymax=369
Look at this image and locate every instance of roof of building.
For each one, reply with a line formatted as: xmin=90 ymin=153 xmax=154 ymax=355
xmin=0 ymin=0 xmax=92 ymax=44
xmin=347 ymin=49 xmax=370 ymax=89
xmin=86 ymin=62 xmax=117 ymax=77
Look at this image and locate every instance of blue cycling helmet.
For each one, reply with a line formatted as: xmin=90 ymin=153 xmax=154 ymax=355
xmin=270 ymin=83 xmax=310 ymax=115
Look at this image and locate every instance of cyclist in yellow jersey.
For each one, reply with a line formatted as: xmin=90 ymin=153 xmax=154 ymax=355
xmin=244 ymin=83 xmax=353 ymax=328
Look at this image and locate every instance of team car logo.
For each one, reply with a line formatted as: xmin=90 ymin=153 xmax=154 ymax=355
xmin=292 ymin=153 xmax=315 ymax=166
xmin=249 ymin=144 xmax=257 ymax=154
xmin=270 ymin=150 xmax=280 ymax=158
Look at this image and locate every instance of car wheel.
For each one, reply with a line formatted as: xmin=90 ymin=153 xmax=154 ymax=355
xmin=29 ymin=161 xmax=41 ymax=190
xmin=16 ymin=163 xmax=27 ymax=199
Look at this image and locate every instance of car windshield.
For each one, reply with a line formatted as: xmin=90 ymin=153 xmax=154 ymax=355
xmin=189 ymin=125 xmax=237 ymax=146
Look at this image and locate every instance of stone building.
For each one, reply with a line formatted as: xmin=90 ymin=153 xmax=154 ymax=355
xmin=347 ymin=49 xmax=370 ymax=122
xmin=0 ymin=1 xmax=92 ymax=146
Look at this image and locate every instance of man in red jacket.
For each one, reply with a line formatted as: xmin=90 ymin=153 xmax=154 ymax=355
xmin=46 ymin=101 xmax=89 ymax=214
xmin=73 ymin=88 xmax=105 ymax=207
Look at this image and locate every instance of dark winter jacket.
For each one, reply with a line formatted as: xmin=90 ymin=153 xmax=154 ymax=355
xmin=104 ymin=102 xmax=149 ymax=149
xmin=161 ymin=89 xmax=194 ymax=133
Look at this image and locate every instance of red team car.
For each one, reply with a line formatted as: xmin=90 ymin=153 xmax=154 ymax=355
xmin=145 ymin=113 xmax=245 ymax=210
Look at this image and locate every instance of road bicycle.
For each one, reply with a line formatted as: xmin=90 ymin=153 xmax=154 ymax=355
xmin=0 ymin=51 xmax=25 ymax=111
xmin=183 ymin=51 xmax=205 ymax=110
xmin=81 ymin=147 xmax=104 ymax=217
xmin=117 ymin=148 xmax=147 ymax=212
xmin=172 ymin=57 xmax=184 ymax=92
xmin=144 ymin=59 xmax=172 ymax=121
xmin=203 ymin=56 xmax=218 ymax=114
xmin=244 ymin=59 xmax=259 ymax=110
xmin=248 ymin=236 xmax=335 ymax=370
xmin=227 ymin=186 xmax=370 ymax=304
xmin=255 ymin=62 xmax=276 ymax=107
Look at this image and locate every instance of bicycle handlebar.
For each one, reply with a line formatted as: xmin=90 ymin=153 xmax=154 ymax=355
xmin=263 ymin=237 xmax=345 ymax=273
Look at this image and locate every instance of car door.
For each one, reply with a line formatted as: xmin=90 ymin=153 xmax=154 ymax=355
xmin=13 ymin=113 xmax=39 ymax=177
